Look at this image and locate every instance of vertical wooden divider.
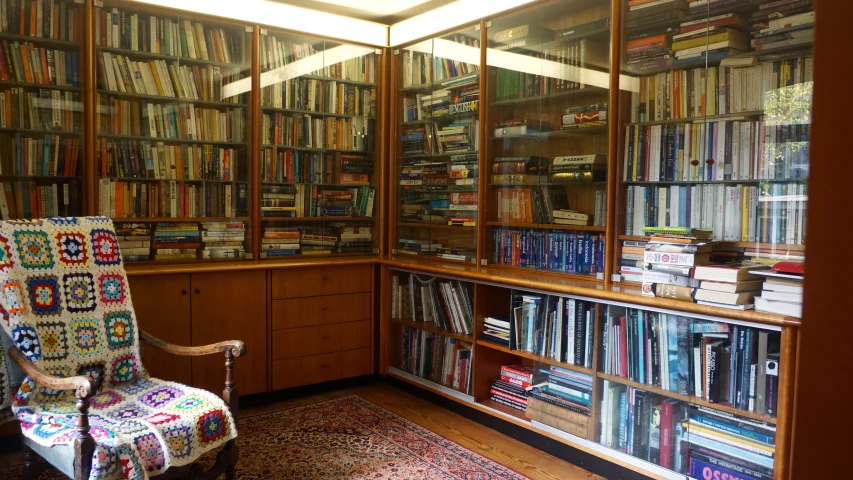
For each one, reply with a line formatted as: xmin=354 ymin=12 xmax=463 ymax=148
xmin=589 ymin=302 xmax=603 ymax=441
xmin=773 ymin=326 xmax=797 ymax=480
xmin=388 ymin=49 xmax=398 ymax=256
xmin=603 ymin=0 xmax=624 ymax=285
xmin=379 ymin=48 xmax=391 ymax=257
xmin=83 ymin=0 xmax=96 ymax=215
xmin=476 ymin=20 xmax=489 ymax=269
xmin=250 ymin=27 xmax=261 ymax=258
xmin=378 ymin=266 xmax=389 ymax=374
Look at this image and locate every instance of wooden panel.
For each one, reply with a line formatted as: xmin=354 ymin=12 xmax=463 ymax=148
xmin=190 ymin=270 xmax=267 ymax=396
xmin=272 ymin=320 xmax=370 ymax=360
xmin=340 ymin=348 xmax=371 ymax=378
xmin=129 ymin=275 xmax=192 ymax=385
xmin=271 ymin=293 xmax=371 ymax=329
xmin=271 ymin=357 xmax=302 ymax=390
xmin=271 ymin=265 xmax=372 ymax=298
xmin=301 ymin=352 xmax=343 ymax=385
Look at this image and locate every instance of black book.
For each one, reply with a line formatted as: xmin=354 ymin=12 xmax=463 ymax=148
xmin=649 ymin=312 xmax=660 ymax=386
xmin=574 ymin=300 xmax=586 ymax=366
xmin=554 ymin=17 xmax=612 ymax=40
xmin=765 ymin=353 xmax=780 ymax=416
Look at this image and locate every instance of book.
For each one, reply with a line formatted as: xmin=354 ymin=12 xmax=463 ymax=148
xmin=693 ymin=263 xmax=768 ymax=283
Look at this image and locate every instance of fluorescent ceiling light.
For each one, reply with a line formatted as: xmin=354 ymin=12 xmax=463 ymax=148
xmin=390 ymin=0 xmax=537 ymax=47
xmin=126 ymin=0 xmax=388 ymax=46
xmin=311 ymin=0 xmax=433 ymax=15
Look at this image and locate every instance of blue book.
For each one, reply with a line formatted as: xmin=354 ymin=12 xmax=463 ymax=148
xmin=688 ymin=415 xmax=775 ymax=446
xmin=637 ymin=312 xmax=645 ymax=385
xmin=679 ymin=186 xmax=688 ymax=227
xmin=683 ymin=432 xmax=774 ymax=470
xmin=575 ymin=235 xmax=584 ymax=274
xmin=676 ymin=316 xmax=690 ymax=395
xmin=618 ymin=391 xmax=628 ymax=452
xmin=666 ymin=314 xmax=680 ymax=393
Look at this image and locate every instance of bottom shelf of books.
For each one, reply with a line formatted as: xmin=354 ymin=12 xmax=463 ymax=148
xmin=116 ymin=220 xmax=250 ymax=262
xmin=386 ymin=266 xmax=785 ymax=479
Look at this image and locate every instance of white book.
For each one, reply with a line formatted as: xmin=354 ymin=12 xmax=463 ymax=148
xmin=713 ymin=184 xmax=725 ymax=241
xmin=690 ymin=185 xmax=701 ymax=229
xmin=748 ymin=185 xmax=758 ymax=242
xmin=669 ymin=185 xmax=679 ymax=227
xmin=657 ymin=186 xmax=667 ymax=226
xmin=715 ymin=121 xmax=726 ymax=181
xmin=731 ymin=121 xmax=741 ymax=180
xmin=567 ymin=299 xmax=576 ymax=364
xmin=786 ymin=185 xmax=796 ymax=245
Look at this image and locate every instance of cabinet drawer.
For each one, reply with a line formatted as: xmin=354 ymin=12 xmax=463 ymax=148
xmin=271 ymin=265 xmax=372 ymax=298
xmin=301 ymin=352 xmax=343 ymax=385
xmin=271 ymin=347 xmax=371 ymax=390
xmin=271 ymin=357 xmax=302 ymax=390
xmin=271 ymin=293 xmax=370 ymax=329
xmin=272 ymin=320 xmax=370 ymax=360
xmin=341 ymin=348 xmax=371 ymax=378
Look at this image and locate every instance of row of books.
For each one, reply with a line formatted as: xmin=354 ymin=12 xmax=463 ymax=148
xmin=403 ymin=75 xmax=479 ymax=121
xmin=493 ymin=36 xmax=608 ymax=101
xmin=1 ymin=88 xmax=80 ymax=132
xmin=390 ymin=272 xmax=475 ymax=336
xmin=0 ymin=0 xmax=81 ymax=41
xmin=97 ymin=139 xmax=247 ymax=181
xmin=491 ymin=228 xmax=605 ymax=275
xmin=0 ymin=181 xmax=79 ymax=219
xmin=493 ymin=154 xmax=607 ymax=186
xmin=0 ymin=41 xmax=79 ymax=87
xmin=261 ymin=149 xmax=372 ymax=185
xmin=147 ymin=222 xmax=246 ymax=261
xmin=97 ymin=52 xmax=244 ymax=103
xmin=97 ymin=179 xmax=248 ymax=219
xmin=96 ymin=100 xmax=245 ymax=143
xmin=94 ymin=6 xmax=244 ymax=65
xmin=601 ymin=304 xmax=780 ymax=415
xmin=400 ymin=34 xmax=479 ymax=88
xmin=261 ymin=112 xmax=373 ymax=152
xmin=623 ymin=119 xmax=809 ymax=182
xmin=395 ymin=239 xmax=475 ymax=264
xmin=400 ymin=326 xmax=472 ymax=395
xmin=600 ymin=380 xmax=776 ymax=478
xmin=628 ymin=57 xmax=814 ymax=123
xmin=625 ymin=182 xmax=807 ymax=245
xmin=0 ymin=134 xmax=80 ymax=177
xmin=494 ymin=185 xmax=570 ymax=224
xmin=260 ymin=184 xmax=375 ymax=218
xmin=259 ymin=223 xmax=372 ymax=257
xmin=261 ymin=78 xmax=376 ymax=118
xmin=259 ymin=35 xmax=377 ymax=84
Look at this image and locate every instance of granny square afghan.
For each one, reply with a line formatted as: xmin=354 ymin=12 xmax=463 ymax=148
xmin=0 ymin=218 xmax=236 ymax=480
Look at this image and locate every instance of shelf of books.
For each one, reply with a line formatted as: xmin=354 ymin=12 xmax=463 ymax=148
xmin=615 ymin=0 xmax=813 ymax=318
xmin=258 ymin=28 xmax=378 ymax=259
xmin=93 ymin=0 xmax=253 ymax=262
xmin=0 ymin=0 xmax=84 ymax=219
xmin=482 ymin=0 xmax=612 ymax=282
xmin=385 ymin=266 xmax=789 ymax=479
xmin=392 ymin=24 xmax=481 ymax=266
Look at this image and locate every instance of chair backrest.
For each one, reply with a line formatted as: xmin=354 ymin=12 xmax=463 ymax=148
xmin=0 ymin=217 xmax=146 ymax=407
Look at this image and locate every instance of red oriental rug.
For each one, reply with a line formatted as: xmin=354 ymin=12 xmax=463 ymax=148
xmin=0 ymin=395 xmax=530 ymax=479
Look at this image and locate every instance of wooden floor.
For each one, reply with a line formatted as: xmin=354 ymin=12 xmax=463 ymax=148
xmin=0 ymin=380 xmax=603 ymax=480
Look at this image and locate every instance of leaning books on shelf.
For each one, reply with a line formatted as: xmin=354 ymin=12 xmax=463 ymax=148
xmin=1 ymin=88 xmax=82 ymax=130
xmin=492 ymin=227 xmax=605 ymax=275
xmin=400 ymin=325 xmax=472 ymax=394
xmin=601 ymin=305 xmax=781 ymax=415
xmin=262 ymin=112 xmax=373 ymax=151
xmin=261 ymin=184 xmax=374 ymax=218
xmin=259 ymin=34 xmax=377 ymax=84
xmin=0 ymin=180 xmax=80 ymax=219
xmin=1 ymin=0 xmax=82 ymax=41
xmin=390 ymin=272 xmax=474 ymax=336
xmin=506 ymin=291 xmax=596 ymax=369
xmin=0 ymin=42 xmax=80 ymax=87
xmin=494 ymin=185 xmax=569 ymax=224
xmin=98 ymin=178 xmax=247 ymax=218
xmin=261 ymin=77 xmax=376 ymax=117
xmin=98 ymin=139 xmax=247 ymax=181
xmin=0 ymin=133 xmax=81 ymax=176
xmin=115 ymin=222 xmax=152 ymax=261
xmin=97 ymin=97 xmax=245 ymax=142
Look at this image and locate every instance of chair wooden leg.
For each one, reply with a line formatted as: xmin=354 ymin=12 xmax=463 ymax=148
xmin=23 ymin=446 xmax=43 ymax=480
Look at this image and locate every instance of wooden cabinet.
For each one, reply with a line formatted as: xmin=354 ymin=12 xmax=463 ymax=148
xmin=191 ymin=271 xmax=268 ymax=396
xmin=271 ymin=265 xmax=373 ymax=389
xmin=129 ymin=275 xmax=193 ymax=385
xmin=129 ymin=270 xmax=268 ymax=397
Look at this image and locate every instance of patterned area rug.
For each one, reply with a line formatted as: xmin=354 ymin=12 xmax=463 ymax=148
xmin=0 ymin=395 xmax=529 ymax=479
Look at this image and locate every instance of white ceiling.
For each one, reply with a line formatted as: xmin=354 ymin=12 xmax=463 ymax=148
xmin=271 ymin=0 xmax=457 ymax=24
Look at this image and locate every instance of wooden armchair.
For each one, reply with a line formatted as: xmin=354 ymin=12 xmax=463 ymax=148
xmin=0 ymin=217 xmax=245 ymax=480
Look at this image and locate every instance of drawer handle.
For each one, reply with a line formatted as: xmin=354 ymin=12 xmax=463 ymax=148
xmin=321 ymin=336 xmax=329 ymax=339
xmin=181 ymin=289 xmax=188 ymax=295
xmin=321 ymin=306 xmax=329 ymax=310
xmin=321 ymin=275 xmax=329 ymax=281
xmin=321 ymin=364 xmax=328 ymax=368
xmin=194 ymin=288 xmax=201 ymax=294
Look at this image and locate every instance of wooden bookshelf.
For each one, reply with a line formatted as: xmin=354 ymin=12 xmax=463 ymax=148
xmin=97 ymin=45 xmax=250 ymax=69
xmin=485 ymin=221 xmax=605 ymax=232
xmin=392 ymin=317 xmax=473 ymax=342
xmin=475 ymin=340 xmax=594 ymax=375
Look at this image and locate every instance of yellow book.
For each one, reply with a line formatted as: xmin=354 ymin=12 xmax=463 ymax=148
xmin=741 ymin=186 xmax=750 ymax=241
xmin=684 ymin=422 xmax=775 ymax=455
xmin=672 ymin=30 xmax=745 ymax=52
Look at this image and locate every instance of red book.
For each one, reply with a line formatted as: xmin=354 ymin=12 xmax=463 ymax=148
xmin=490 ymin=388 xmax=528 ymax=405
xmin=660 ymin=399 xmax=675 ymax=469
xmin=619 ymin=316 xmax=628 ymax=378
xmin=500 ymin=375 xmax=533 ymax=389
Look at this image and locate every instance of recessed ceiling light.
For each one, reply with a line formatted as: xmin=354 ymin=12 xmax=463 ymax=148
xmin=311 ymin=0 xmax=433 ymax=16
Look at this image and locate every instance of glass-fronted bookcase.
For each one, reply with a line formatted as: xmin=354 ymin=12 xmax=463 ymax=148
xmin=94 ymin=0 xmax=253 ymax=263
xmin=391 ymin=24 xmax=482 ymax=266
xmin=257 ymin=28 xmax=379 ymax=259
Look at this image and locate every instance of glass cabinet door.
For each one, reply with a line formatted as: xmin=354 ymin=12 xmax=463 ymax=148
xmin=394 ymin=25 xmax=481 ymax=266
xmin=258 ymin=29 xmax=378 ymax=259
xmin=483 ymin=0 xmax=612 ymax=281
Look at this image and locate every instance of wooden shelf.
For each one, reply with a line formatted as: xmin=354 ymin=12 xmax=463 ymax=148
xmin=299 ymin=74 xmax=376 ymax=87
xmin=0 ymin=33 xmax=79 ymax=48
xmin=113 ymin=217 xmax=250 ymax=223
xmin=597 ymin=372 xmax=777 ymax=426
xmin=0 ymin=175 xmax=82 ymax=180
xmin=391 ymin=253 xmax=476 ymax=268
xmin=490 ymin=126 xmax=608 ymax=140
xmin=98 ymin=45 xmax=249 ymax=70
xmin=260 ymin=105 xmax=373 ymax=119
xmin=0 ymin=127 xmax=81 ymax=136
xmin=616 ymin=235 xmax=806 ymax=253
xmin=392 ymin=317 xmax=473 ymax=342
xmin=491 ymin=86 xmax=606 ymax=106
xmin=0 ymin=80 xmax=79 ymax=91
xmin=400 ymin=111 xmax=479 ymax=125
xmin=104 ymin=177 xmax=248 ymax=184
xmin=261 ymin=216 xmax=372 ymax=222
xmin=400 ymin=72 xmax=480 ymax=93
xmin=478 ymin=398 xmax=529 ymax=422
xmin=261 ymin=144 xmax=373 ymax=154
xmin=479 ymin=264 xmax=602 ymax=283
xmin=486 ymin=221 xmax=605 ymax=232
xmin=99 ymin=134 xmax=246 ymax=147
xmin=624 ymin=111 xmax=764 ymax=127
xmin=397 ymin=222 xmax=476 ymax=231
xmin=476 ymin=340 xmax=594 ymax=375
xmin=97 ymin=89 xmax=247 ymax=108
xmin=623 ymin=178 xmax=807 ymax=186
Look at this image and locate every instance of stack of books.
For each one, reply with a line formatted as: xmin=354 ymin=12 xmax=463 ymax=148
xmin=547 ymin=154 xmax=607 ymax=184
xmin=671 ymin=21 xmax=747 ymax=65
xmin=619 ymin=239 xmax=646 ymax=283
xmin=436 ymin=118 xmax=478 ymax=154
xmin=754 ymin=273 xmax=804 ymax=318
xmin=390 ymin=272 xmax=474 ymax=336
xmin=491 ymin=365 xmax=545 ymax=412
xmin=482 ymin=316 xmax=510 ymax=346
xmin=261 ymin=185 xmax=299 ymax=218
xmin=493 ymin=119 xmax=550 ymax=138
xmin=260 ymin=227 xmax=300 ymax=257
xmin=624 ymin=0 xmax=684 ymax=73
xmin=397 ymin=238 xmax=442 ymax=257
xmin=750 ymin=1 xmax=814 ymax=52
xmin=418 ymin=89 xmax=451 ymax=118
xmin=152 ymin=223 xmax=199 ymax=261
xmin=299 ymin=226 xmax=335 ymax=255
xmin=641 ymin=227 xmax=713 ymax=300
xmin=115 ymin=223 xmax=152 ymax=262
xmin=560 ymin=103 xmax=608 ymax=130
xmin=527 ymin=366 xmax=593 ymax=437
xmin=400 ymin=325 xmax=472 ymax=394
xmin=331 ymin=222 xmax=372 ymax=254
xmin=692 ymin=262 xmax=768 ymax=310
xmin=199 ymin=222 xmax=245 ymax=259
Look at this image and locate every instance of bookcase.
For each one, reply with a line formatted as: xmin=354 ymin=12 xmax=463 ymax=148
xmin=391 ymin=24 xmax=482 ymax=266
xmin=0 ymin=0 xmax=85 ymax=219
xmin=93 ymin=0 xmax=253 ymax=262
xmin=257 ymin=27 xmax=379 ymax=259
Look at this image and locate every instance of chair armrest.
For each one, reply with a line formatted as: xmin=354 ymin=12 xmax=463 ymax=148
xmin=8 ymin=347 xmax=96 ymax=399
xmin=139 ymin=330 xmax=246 ymax=357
